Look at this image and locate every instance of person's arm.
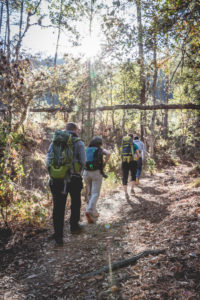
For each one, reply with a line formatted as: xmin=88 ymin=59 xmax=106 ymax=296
xmin=136 ymin=149 xmax=140 ymax=160
xmin=46 ymin=143 xmax=53 ymax=168
xmin=77 ymin=140 xmax=86 ymax=171
xmin=141 ymin=142 xmax=146 ymax=161
xmin=102 ymin=149 xmax=110 ymax=165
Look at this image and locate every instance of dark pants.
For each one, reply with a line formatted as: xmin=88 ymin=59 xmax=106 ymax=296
xmin=122 ymin=160 xmax=137 ymax=185
xmin=136 ymin=157 xmax=143 ymax=179
xmin=49 ymin=175 xmax=83 ymax=238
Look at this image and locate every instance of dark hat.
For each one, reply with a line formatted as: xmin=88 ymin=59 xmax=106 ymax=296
xmin=90 ymin=136 xmax=103 ymax=146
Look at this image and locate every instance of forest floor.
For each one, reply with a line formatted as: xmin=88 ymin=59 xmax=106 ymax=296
xmin=0 ymin=163 xmax=200 ymax=300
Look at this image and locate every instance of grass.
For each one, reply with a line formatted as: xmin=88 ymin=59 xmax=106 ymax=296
xmin=189 ymin=177 xmax=200 ymax=188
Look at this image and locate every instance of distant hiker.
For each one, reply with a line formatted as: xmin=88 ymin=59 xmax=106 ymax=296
xmin=83 ymin=136 xmax=110 ymax=223
xmin=121 ymin=134 xmax=140 ymax=199
xmin=134 ymin=135 xmax=146 ymax=184
xmin=46 ymin=122 xmax=86 ymax=245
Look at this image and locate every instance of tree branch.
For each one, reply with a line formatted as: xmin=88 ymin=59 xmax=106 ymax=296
xmin=82 ymin=249 xmax=166 ymax=279
xmin=0 ymin=103 xmax=199 ymax=113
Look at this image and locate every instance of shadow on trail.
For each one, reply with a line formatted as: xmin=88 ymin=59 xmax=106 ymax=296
xmin=139 ymin=185 xmax=167 ymax=196
xmin=126 ymin=195 xmax=170 ymax=223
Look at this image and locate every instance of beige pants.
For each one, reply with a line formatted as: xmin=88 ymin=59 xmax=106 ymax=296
xmin=83 ymin=170 xmax=103 ymax=214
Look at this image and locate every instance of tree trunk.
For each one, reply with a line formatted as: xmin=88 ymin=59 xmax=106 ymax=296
xmin=4 ymin=20 xmax=7 ymax=53
xmin=87 ymin=59 xmax=92 ymax=125
xmin=92 ymin=110 xmax=96 ymax=136
xmin=0 ymin=2 xmax=4 ymax=35
xmin=87 ymin=0 xmax=94 ymax=137
xmin=122 ymin=109 xmax=126 ymax=136
xmin=91 ymin=91 xmax=97 ymax=136
xmin=13 ymin=105 xmax=29 ymax=132
xmin=163 ymin=37 xmax=169 ymax=139
xmin=5 ymin=0 xmax=10 ymax=62
xmin=16 ymin=0 xmax=24 ymax=61
xmin=163 ymin=77 xmax=169 ymax=138
xmin=122 ymin=78 xmax=127 ymax=135
xmin=54 ymin=0 xmax=63 ymax=66
xmin=136 ymin=0 xmax=146 ymax=140
xmin=110 ymin=76 xmax=115 ymax=131
xmin=150 ymin=34 xmax=157 ymax=158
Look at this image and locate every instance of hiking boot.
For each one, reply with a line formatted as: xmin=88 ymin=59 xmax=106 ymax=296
xmin=71 ymin=223 xmax=85 ymax=234
xmin=130 ymin=188 xmax=135 ymax=195
xmin=125 ymin=192 xmax=129 ymax=200
xmin=85 ymin=212 xmax=95 ymax=224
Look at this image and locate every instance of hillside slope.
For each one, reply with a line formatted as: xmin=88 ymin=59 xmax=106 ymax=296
xmin=0 ymin=164 xmax=200 ymax=299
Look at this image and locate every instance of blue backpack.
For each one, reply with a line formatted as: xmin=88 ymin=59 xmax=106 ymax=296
xmin=85 ymin=147 xmax=103 ymax=171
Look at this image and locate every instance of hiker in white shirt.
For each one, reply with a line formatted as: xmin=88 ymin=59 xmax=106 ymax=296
xmin=133 ymin=136 xmax=146 ymax=184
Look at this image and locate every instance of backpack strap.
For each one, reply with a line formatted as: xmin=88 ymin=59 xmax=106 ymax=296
xmin=72 ymin=137 xmax=82 ymax=174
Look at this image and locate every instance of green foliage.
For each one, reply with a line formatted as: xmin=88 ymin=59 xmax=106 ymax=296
xmin=11 ymin=198 xmax=47 ymax=226
xmin=0 ymin=127 xmax=26 ymax=226
xmin=105 ymin=145 xmax=121 ymax=175
xmin=189 ymin=178 xmax=200 ymax=189
xmin=0 ymin=189 xmax=48 ymax=227
xmin=145 ymin=157 xmax=156 ymax=174
xmin=102 ymin=171 xmax=119 ymax=195
xmin=0 ymin=126 xmax=49 ymax=228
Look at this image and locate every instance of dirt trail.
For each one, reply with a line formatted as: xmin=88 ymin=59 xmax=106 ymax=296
xmin=0 ymin=164 xmax=200 ymax=300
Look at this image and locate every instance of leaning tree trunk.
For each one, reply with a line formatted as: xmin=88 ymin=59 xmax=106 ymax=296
xmin=136 ymin=0 xmax=146 ymax=140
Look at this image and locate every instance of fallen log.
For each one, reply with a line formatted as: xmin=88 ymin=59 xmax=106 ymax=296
xmin=82 ymin=249 xmax=166 ymax=278
xmin=0 ymin=103 xmax=199 ymax=113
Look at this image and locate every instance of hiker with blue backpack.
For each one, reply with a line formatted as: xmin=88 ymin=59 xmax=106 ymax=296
xmin=121 ymin=134 xmax=140 ymax=200
xmin=83 ymin=136 xmax=110 ymax=223
xmin=46 ymin=122 xmax=86 ymax=246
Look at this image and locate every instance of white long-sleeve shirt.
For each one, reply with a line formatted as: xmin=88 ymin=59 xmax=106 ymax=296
xmin=133 ymin=140 xmax=146 ymax=160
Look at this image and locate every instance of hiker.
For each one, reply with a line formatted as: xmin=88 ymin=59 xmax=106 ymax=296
xmin=121 ymin=134 xmax=140 ymax=199
xmin=134 ymin=135 xmax=146 ymax=184
xmin=46 ymin=122 xmax=86 ymax=245
xmin=83 ymin=136 xmax=110 ymax=223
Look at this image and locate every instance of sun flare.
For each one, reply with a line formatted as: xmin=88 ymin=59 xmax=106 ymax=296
xmin=80 ymin=35 xmax=101 ymax=58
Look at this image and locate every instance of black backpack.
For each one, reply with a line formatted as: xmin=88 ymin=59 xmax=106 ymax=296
xmin=85 ymin=147 xmax=103 ymax=171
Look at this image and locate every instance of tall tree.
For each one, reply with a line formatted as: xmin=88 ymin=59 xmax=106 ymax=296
xmin=54 ymin=0 xmax=64 ymax=66
xmin=136 ymin=0 xmax=146 ymax=140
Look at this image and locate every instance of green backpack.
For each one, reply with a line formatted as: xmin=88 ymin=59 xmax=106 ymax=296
xmin=49 ymin=130 xmax=78 ymax=179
